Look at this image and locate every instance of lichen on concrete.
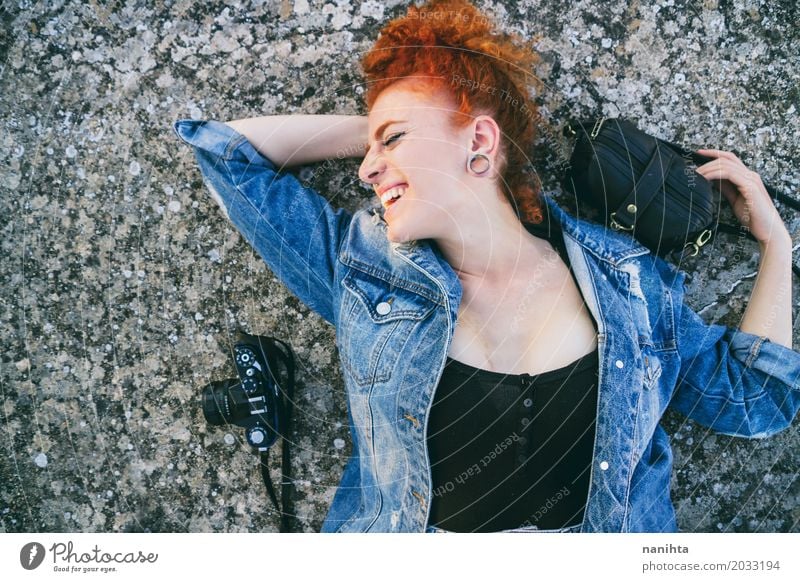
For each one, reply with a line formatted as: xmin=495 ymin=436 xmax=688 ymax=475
xmin=1 ymin=0 xmax=797 ymax=533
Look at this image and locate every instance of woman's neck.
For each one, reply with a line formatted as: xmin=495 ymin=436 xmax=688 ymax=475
xmin=435 ymin=200 xmax=557 ymax=290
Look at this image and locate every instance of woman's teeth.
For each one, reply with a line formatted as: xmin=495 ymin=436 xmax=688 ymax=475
xmin=381 ymin=185 xmax=407 ymax=207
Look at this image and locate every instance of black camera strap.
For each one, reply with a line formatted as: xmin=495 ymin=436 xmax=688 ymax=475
xmin=257 ymin=337 xmax=295 ymax=533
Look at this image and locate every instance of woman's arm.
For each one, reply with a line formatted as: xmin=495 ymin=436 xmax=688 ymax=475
xmin=225 ymin=115 xmax=369 ymax=167
xmin=173 ymin=119 xmax=355 ymax=325
xmin=659 ymin=149 xmax=799 ymax=439
xmin=739 ymin=235 xmax=793 ymax=348
xmin=696 ymin=149 xmax=794 ymax=349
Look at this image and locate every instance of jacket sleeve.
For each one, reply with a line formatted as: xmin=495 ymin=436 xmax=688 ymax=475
xmin=669 ymin=282 xmax=800 ymax=438
xmin=173 ymin=119 xmax=352 ymax=325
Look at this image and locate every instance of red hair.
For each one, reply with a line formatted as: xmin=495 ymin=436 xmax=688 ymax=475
xmin=361 ymin=0 xmax=545 ymax=224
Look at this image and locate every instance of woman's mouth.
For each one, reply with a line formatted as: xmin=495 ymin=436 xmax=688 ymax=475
xmin=380 ymin=184 xmax=407 ymax=208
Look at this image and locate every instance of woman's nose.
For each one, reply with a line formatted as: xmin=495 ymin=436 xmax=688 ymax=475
xmin=358 ymin=152 xmax=384 ymax=184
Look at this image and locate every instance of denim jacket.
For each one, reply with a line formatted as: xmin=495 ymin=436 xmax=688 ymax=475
xmin=174 ymin=119 xmax=800 ymax=533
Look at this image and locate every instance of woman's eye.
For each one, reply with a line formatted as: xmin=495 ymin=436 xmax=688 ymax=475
xmin=383 ymin=132 xmax=405 ymax=147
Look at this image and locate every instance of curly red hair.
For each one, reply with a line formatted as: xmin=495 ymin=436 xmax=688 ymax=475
xmin=361 ymin=0 xmax=544 ymax=224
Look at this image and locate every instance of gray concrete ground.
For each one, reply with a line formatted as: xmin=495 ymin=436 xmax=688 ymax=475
xmin=1 ymin=0 xmax=797 ymax=533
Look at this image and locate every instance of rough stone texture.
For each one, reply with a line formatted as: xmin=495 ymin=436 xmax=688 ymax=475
xmin=1 ymin=0 xmax=797 ymax=533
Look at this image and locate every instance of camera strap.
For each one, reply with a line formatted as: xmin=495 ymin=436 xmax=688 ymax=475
xmin=257 ymin=337 xmax=295 ymax=533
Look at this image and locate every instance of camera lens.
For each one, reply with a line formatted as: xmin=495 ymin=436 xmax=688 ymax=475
xmin=201 ymin=379 xmax=240 ymax=426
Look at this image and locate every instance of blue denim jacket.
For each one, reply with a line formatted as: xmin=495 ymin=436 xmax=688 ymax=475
xmin=174 ymin=119 xmax=800 ymax=533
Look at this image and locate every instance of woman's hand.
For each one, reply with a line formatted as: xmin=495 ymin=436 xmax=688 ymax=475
xmin=695 ymin=149 xmax=791 ymax=248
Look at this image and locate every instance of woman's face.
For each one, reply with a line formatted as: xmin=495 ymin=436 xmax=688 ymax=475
xmin=359 ymin=81 xmax=484 ymax=244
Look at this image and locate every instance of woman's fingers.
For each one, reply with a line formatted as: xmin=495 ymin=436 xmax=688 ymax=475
xmin=695 ymin=156 xmax=760 ymax=194
xmin=695 ymin=149 xmax=752 ymax=193
xmin=696 ymin=148 xmax=747 ymax=169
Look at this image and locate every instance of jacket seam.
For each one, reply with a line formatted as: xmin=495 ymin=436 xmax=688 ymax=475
xmin=223 ymin=133 xmax=250 ymax=160
xmin=745 ymin=335 xmax=766 ymax=368
xmin=563 ymin=230 xmax=650 ymax=268
xmin=391 ymin=249 xmax=453 ymax=532
xmin=676 ymin=374 xmax=773 ymax=405
xmin=341 ymin=255 xmax=445 ymax=306
xmin=572 ymin=248 xmax=617 ymax=533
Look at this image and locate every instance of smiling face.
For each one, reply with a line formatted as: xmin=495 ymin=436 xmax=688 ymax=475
xmin=359 ymin=80 xmax=493 ymax=244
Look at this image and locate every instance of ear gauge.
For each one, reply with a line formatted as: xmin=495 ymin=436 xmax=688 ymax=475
xmin=467 ymin=153 xmax=491 ymax=175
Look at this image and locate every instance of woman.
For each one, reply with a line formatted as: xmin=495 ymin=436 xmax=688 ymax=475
xmin=174 ymin=0 xmax=798 ymax=532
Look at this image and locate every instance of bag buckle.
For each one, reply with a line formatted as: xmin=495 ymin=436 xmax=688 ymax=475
xmin=682 ymin=228 xmax=713 ymax=257
xmin=610 ymin=212 xmax=634 ymax=231
xmin=590 ymin=118 xmax=607 ymax=139
xmin=564 ymin=118 xmax=606 ymax=139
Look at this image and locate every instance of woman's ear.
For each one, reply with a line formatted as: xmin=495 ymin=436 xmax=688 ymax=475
xmin=470 ymin=115 xmax=501 ymax=159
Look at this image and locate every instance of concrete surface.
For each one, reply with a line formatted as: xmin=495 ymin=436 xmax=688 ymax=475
xmin=1 ymin=0 xmax=797 ymax=532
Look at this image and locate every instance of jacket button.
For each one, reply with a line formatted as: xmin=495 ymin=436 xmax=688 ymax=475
xmin=615 ymin=360 xmax=624 ymax=369
xmin=523 ymin=398 xmax=533 ymax=408
xmin=376 ymin=301 xmax=392 ymax=315
xmin=599 ymin=460 xmax=609 ymax=470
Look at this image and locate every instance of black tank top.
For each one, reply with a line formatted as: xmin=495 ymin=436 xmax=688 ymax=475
xmin=426 ymin=210 xmax=599 ymax=532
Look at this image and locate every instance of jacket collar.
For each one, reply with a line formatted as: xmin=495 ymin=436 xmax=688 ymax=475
xmin=348 ymin=192 xmax=649 ymax=310
xmin=539 ymin=193 xmax=650 ymax=267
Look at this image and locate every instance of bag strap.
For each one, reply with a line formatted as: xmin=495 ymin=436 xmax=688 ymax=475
xmin=610 ymin=143 xmax=678 ymax=231
xmin=258 ymin=336 xmax=296 ymax=533
xmin=714 ymin=223 xmax=800 ymax=279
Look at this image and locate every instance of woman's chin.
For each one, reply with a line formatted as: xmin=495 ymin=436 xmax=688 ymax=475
xmin=386 ymin=224 xmax=414 ymax=245
xmin=386 ymin=230 xmax=407 ymax=244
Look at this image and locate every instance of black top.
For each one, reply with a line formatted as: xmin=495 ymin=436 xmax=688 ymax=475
xmin=426 ymin=206 xmax=599 ymax=532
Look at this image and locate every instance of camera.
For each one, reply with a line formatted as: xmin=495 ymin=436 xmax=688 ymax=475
xmin=199 ymin=330 xmax=295 ymax=530
xmin=201 ymin=332 xmax=289 ymax=451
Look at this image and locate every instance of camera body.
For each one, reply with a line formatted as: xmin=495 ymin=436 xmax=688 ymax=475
xmin=201 ymin=333 xmax=283 ymax=451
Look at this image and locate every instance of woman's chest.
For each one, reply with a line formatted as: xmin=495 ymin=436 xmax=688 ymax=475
xmin=448 ymin=267 xmax=598 ymax=375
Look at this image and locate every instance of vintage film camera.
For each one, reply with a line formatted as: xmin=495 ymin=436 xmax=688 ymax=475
xmin=200 ymin=331 xmax=295 ymax=530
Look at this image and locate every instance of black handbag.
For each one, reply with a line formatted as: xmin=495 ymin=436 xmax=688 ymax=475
xmin=561 ymin=117 xmax=799 ymax=277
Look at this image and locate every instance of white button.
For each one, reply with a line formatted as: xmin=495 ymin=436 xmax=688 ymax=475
xmin=615 ymin=360 xmax=624 ymax=369
xmin=599 ymin=460 xmax=609 ymax=470
xmin=376 ymin=301 xmax=392 ymax=315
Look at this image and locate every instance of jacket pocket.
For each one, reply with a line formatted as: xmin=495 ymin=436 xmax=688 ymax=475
xmin=338 ymin=268 xmax=438 ymax=387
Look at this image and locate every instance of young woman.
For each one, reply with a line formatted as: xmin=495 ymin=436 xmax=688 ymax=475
xmin=174 ymin=0 xmax=798 ymax=532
